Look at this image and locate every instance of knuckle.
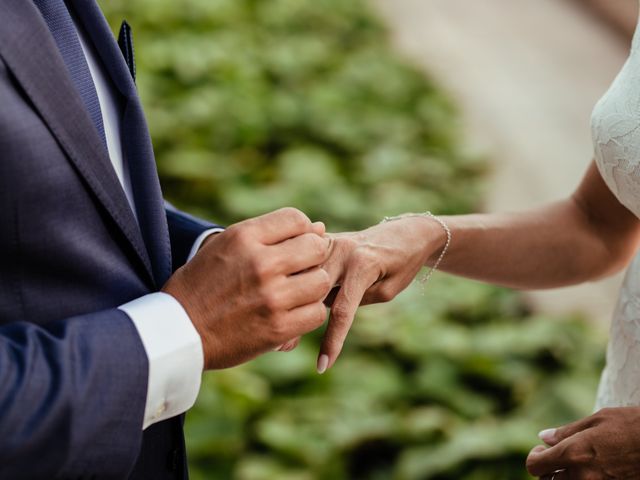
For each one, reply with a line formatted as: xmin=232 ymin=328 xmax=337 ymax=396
xmin=263 ymin=291 xmax=283 ymax=314
xmin=352 ymin=248 xmax=379 ymax=272
xmin=564 ymin=442 xmax=591 ymax=465
xmin=268 ymin=319 xmax=288 ymax=342
xmin=251 ymin=257 xmax=272 ymax=281
xmin=592 ymin=409 xmax=609 ymax=426
xmin=598 ymin=407 xmax=613 ymax=418
xmin=230 ymin=226 xmax=259 ymax=252
xmin=342 ymin=236 xmax=358 ymax=251
xmin=524 ymin=456 xmax=538 ymax=475
xmin=283 ymin=207 xmax=309 ymax=228
xmin=317 ymin=269 xmax=332 ymax=293
xmin=565 ymin=445 xmax=580 ymax=464
xmin=256 ymin=287 xmax=276 ymax=314
xmin=376 ymin=284 xmax=397 ymax=302
xmin=312 ymin=303 xmax=328 ymax=327
xmin=271 ymin=256 xmax=287 ymax=275
xmin=352 ymin=248 xmax=370 ymax=265
xmin=308 ymin=234 xmax=327 ymax=258
xmin=228 ymin=224 xmax=249 ymax=243
xmin=331 ymin=304 xmax=351 ymax=324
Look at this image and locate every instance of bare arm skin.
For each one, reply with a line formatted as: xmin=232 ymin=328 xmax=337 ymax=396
xmin=436 ymin=161 xmax=640 ymax=289
xmin=317 ymin=161 xmax=640 ymax=371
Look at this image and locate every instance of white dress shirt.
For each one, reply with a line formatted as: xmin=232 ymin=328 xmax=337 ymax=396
xmin=74 ymin=18 xmax=220 ymax=429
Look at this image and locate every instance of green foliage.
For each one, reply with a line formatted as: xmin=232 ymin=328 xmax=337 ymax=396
xmin=102 ymin=0 xmax=484 ymax=230
xmin=100 ymin=1 xmax=606 ymax=478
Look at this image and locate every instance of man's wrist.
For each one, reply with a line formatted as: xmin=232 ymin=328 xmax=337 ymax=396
xmin=119 ymin=292 xmax=204 ymax=429
xmin=187 ymin=227 xmax=224 ymax=262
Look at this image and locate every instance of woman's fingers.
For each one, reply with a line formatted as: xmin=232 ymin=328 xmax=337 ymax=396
xmin=273 ymin=233 xmax=331 ymax=275
xmin=317 ymin=259 xmax=379 ymax=373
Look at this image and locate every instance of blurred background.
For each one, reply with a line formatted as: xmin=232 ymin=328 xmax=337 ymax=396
xmin=100 ymin=1 xmax=638 ymax=478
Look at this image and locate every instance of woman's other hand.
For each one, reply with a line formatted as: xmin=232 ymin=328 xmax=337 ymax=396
xmin=526 ymin=407 xmax=640 ymax=479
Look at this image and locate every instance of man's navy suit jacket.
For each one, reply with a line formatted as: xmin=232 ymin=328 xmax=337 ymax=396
xmin=0 ymin=0 xmax=221 ymax=478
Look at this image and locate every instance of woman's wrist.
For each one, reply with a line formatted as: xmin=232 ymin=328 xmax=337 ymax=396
xmin=424 ymin=215 xmax=450 ymax=268
xmin=396 ymin=214 xmax=449 ymax=267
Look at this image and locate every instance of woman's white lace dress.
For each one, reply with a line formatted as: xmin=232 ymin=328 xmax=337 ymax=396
xmin=592 ymin=13 xmax=640 ymax=409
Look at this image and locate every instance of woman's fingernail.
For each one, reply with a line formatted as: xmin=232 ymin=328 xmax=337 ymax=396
xmin=538 ymin=428 xmax=557 ymax=443
xmin=317 ymin=354 xmax=329 ymax=374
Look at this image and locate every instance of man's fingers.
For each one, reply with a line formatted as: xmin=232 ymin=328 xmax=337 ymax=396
xmin=311 ymin=221 xmax=326 ymax=236
xmin=530 ymin=445 xmax=567 ymax=480
xmin=275 ymin=337 xmax=301 ymax=352
xmin=529 ymin=446 xmax=546 ymax=455
xmin=526 ymin=439 xmax=581 ymax=477
xmin=539 ymin=415 xmax=597 ymax=446
xmin=247 ymin=208 xmax=315 ymax=245
xmin=282 ymin=267 xmax=332 ymax=309
xmin=273 ymin=233 xmax=331 ymax=275
xmin=526 ymin=445 xmax=562 ymax=477
xmin=285 ymin=302 xmax=329 ymax=338
xmin=317 ymin=265 xmax=378 ymax=373
xmin=283 ymin=337 xmax=301 ymax=351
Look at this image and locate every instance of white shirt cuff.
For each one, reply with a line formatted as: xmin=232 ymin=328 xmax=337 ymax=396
xmin=119 ymin=292 xmax=204 ymax=430
xmin=188 ymin=228 xmax=224 ymax=262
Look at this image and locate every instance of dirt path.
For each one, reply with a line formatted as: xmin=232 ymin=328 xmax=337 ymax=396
xmin=370 ymin=0 xmax=635 ymax=324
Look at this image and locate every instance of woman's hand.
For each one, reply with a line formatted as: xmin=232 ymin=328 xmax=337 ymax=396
xmin=316 ymin=215 xmax=446 ymax=373
xmin=526 ymin=407 xmax=640 ymax=479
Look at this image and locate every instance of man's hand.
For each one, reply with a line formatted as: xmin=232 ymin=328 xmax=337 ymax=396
xmin=316 ymin=215 xmax=447 ymax=373
xmin=526 ymin=407 xmax=640 ymax=479
xmin=162 ymin=208 xmax=332 ymax=370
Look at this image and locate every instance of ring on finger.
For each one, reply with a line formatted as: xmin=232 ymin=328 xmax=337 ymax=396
xmin=551 ymin=468 xmax=566 ymax=480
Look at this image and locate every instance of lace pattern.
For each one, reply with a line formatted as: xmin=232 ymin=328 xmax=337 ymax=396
xmin=592 ymin=15 xmax=640 ymax=409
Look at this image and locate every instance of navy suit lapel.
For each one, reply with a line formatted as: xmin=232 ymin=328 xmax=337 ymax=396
xmin=0 ymin=0 xmax=155 ymax=285
xmin=69 ymin=0 xmax=173 ymax=286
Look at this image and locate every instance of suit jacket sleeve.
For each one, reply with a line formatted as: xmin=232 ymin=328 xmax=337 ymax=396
xmin=0 ymin=309 xmax=148 ymax=479
xmin=165 ymin=202 xmax=225 ymax=271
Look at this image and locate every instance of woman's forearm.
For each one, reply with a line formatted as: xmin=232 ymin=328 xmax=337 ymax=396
xmin=318 ymin=162 xmax=640 ymax=368
xmin=435 ymin=200 xmax=618 ymax=289
xmin=431 ymin=163 xmax=640 ymax=290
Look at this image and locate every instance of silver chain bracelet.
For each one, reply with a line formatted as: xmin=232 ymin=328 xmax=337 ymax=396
xmin=380 ymin=211 xmax=452 ymax=287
